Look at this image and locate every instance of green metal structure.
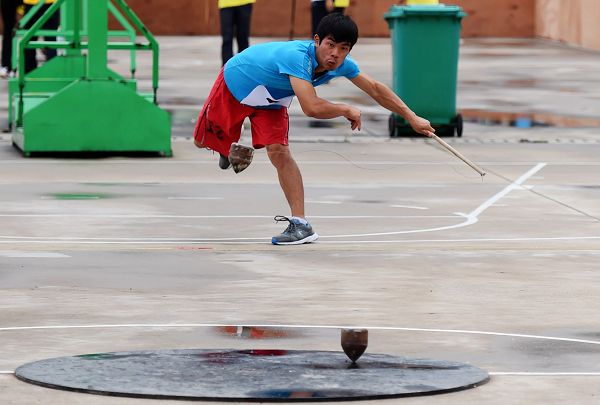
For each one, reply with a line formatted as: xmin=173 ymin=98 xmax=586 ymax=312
xmin=8 ymin=0 xmax=171 ymax=156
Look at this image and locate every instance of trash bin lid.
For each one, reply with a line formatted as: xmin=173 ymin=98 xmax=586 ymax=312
xmin=384 ymin=4 xmax=466 ymax=20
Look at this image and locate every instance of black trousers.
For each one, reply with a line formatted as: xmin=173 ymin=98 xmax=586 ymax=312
xmin=23 ymin=4 xmax=60 ymax=74
xmin=1 ymin=0 xmax=19 ymax=69
xmin=311 ymin=1 xmax=328 ymax=37
xmin=311 ymin=2 xmax=346 ymax=37
xmin=220 ymin=3 xmax=253 ymax=66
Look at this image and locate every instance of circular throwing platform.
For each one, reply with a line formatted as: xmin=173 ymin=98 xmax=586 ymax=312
xmin=16 ymin=349 xmax=489 ymax=401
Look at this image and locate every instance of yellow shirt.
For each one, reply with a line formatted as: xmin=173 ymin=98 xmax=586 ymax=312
xmin=218 ymin=0 xmax=255 ymax=9
xmin=334 ymin=0 xmax=350 ymax=7
xmin=23 ymin=0 xmax=56 ymax=4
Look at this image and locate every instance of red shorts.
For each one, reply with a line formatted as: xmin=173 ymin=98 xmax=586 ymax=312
xmin=193 ymin=69 xmax=289 ymax=156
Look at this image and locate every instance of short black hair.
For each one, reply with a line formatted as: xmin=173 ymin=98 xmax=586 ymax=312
xmin=316 ymin=13 xmax=359 ymax=48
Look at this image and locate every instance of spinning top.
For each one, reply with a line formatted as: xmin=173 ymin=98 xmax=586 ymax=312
xmin=341 ymin=329 xmax=368 ymax=363
xmin=228 ymin=143 xmax=254 ymax=174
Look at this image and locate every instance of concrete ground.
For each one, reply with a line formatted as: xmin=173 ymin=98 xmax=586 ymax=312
xmin=1 ymin=36 xmax=600 ymax=404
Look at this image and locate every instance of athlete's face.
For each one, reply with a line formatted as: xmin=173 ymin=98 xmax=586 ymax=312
xmin=314 ymin=35 xmax=352 ymax=71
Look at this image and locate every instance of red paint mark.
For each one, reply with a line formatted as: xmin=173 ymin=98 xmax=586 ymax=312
xmin=245 ymin=349 xmax=288 ymax=356
xmin=215 ymin=326 xmax=299 ymax=339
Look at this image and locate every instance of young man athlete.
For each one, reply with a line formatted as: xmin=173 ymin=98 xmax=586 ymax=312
xmin=194 ymin=13 xmax=435 ymax=245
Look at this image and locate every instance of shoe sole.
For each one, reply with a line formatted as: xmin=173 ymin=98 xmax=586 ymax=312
xmin=219 ymin=154 xmax=231 ymax=170
xmin=271 ymin=233 xmax=319 ymax=245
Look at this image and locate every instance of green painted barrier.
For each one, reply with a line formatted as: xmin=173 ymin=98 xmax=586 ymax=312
xmin=8 ymin=0 xmax=171 ymax=156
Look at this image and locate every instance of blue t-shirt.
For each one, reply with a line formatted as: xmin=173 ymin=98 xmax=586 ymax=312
xmin=223 ymin=40 xmax=360 ymax=108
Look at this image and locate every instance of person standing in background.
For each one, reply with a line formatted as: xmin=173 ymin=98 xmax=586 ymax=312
xmin=332 ymin=0 xmax=349 ymax=14
xmin=219 ymin=0 xmax=255 ymax=66
xmin=22 ymin=0 xmax=59 ymax=74
xmin=310 ymin=0 xmax=333 ymax=36
xmin=0 ymin=0 xmax=21 ymax=78
xmin=311 ymin=0 xmax=350 ymax=37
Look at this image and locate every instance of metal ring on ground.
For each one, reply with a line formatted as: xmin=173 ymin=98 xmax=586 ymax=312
xmin=15 ymin=349 xmax=489 ymax=401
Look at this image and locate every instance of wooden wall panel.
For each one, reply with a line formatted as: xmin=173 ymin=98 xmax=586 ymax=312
xmin=284 ymin=0 xmax=537 ymax=38
xmin=559 ymin=0 xmax=581 ymax=45
xmin=1 ymin=1 xmax=598 ymax=51
xmin=580 ymin=0 xmax=600 ymax=50
xmin=122 ymin=0 xmax=217 ymax=35
xmin=453 ymin=0 xmax=535 ymax=37
xmin=105 ymin=0 xmax=538 ymax=38
xmin=535 ymin=0 xmax=600 ymax=51
xmin=535 ymin=0 xmax=560 ymax=40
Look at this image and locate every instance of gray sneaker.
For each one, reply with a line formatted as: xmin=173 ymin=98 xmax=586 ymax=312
xmin=271 ymin=215 xmax=319 ymax=245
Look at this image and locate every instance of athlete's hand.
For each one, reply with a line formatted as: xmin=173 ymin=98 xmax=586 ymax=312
xmin=345 ymin=106 xmax=362 ymax=131
xmin=409 ymin=115 xmax=435 ymax=137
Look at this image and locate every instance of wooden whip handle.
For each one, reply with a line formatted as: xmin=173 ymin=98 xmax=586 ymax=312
xmin=431 ymin=134 xmax=486 ymax=177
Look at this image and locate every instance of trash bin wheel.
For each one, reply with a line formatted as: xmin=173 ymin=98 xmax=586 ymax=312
xmin=388 ymin=114 xmax=398 ymax=138
xmin=454 ymin=114 xmax=463 ymax=137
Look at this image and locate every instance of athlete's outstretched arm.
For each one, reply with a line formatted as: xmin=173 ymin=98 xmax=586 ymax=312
xmin=350 ymin=72 xmax=434 ymax=137
xmin=290 ymin=76 xmax=361 ymax=130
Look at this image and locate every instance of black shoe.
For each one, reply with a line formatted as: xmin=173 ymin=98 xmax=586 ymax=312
xmin=271 ymin=216 xmax=319 ymax=245
xmin=219 ymin=153 xmax=231 ymax=170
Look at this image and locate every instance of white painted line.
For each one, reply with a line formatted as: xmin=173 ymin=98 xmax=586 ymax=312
xmin=40 ymin=196 xmax=99 ymax=200
xmin=0 ymin=236 xmax=600 ymax=245
xmin=1 ymin=323 xmax=599 ymax=347
xmin=0 ymin=160 xmax=597 ymax=166
xmin=490 ymin=372 xmax=600 ymax=376
xmin=468 ymin=163 xmax=546 ymax=218
xmin=0 ymin=214 xmax=456 ymax=219
xmin=0 ymin=368 xmax=596 ymax=378
xmin=0 ymin=163 xmax=560 ymax=244
xmin=390 ymin=205 xmax=429 ymax=210
xmin=318 ymin=213 xmax=476 ymax=238
xmin=306 ymin=200 xmax=343 ymax=205
xmin=0 ymin=236 xmax=598 ymax=245
xmin=167 ymin=197 xmax=224 ymax=200
xmin=320 ymin=163 xmax=546 ymax=238
xmin=318 ymin=236 xmax=600 ymax=244
xmin=0 ymin=160 xmax=500 ymax=165
xmin=0 ymin=213 xmax=461 ymax=243
xmin=3 ymin=367 xmax=594 ymax=377
xmin=0 ymin=160 xmax=461 ymax=165
xmin=0 ymin=251 xmax=69 ymax=258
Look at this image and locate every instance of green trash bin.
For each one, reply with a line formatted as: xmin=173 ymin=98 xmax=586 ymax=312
xmin=384 ymin=4 xmax=466 ymax=137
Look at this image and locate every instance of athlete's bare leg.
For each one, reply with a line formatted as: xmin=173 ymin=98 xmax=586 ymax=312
xmin=266 ymin=144 xmax=305 ymax=218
